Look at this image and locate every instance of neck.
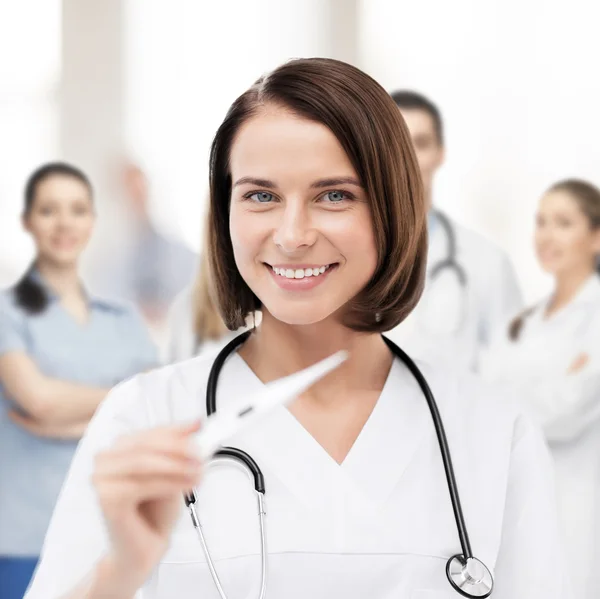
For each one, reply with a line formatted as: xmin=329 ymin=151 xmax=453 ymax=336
xmin=238 ymin=311 xmax=393 ymax=402
xmin=35 ymin=259 xmax=82 ymax=299
xmin=548 ymin=267 xmax=594 ymax=315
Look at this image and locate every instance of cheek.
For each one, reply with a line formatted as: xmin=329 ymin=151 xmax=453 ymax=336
xmin=415 ymin=149 xmax=436 ymax=173
xmin=229 ymin=207 xmax=266 ymax=265
xmin=331 ymin=211 xmax=377 ymax=267
xmin=557 ymin=229 xmax=593 ymax=259
xmin=28 ymin=218 xmax=53 ymax=240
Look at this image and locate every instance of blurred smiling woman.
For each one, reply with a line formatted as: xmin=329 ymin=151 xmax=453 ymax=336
xmin=0 ymin=163 xmax=157 ymax=599
xmin=480 ymin=179 xmax=600 ymax=599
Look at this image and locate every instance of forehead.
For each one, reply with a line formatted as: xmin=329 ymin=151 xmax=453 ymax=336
xmin=540 ymin=190 xmax=581 ymax=213
xmin=229 ymin=106 xmax=357 ymax=181
xmin=398 ymin=108 xmax=437 ymax=138
xmin=35 ymin=175 xmax=89 ymax=200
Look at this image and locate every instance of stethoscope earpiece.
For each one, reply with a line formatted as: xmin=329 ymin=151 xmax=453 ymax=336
xmin=446 ymin=555 xmax=493 ymax=598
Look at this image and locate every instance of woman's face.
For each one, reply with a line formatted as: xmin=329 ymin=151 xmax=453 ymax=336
xmin=535 ymin=189 xmax=600 ymax=277
xmin=228 ymin=106 xmax=378 ymax=327
xmin=23 ymin=174 xmax=95 ymax=267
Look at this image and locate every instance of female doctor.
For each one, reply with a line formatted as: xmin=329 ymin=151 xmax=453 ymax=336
xmin=25 ymin=58 xmax=569 ymax=599
xmin=479 ymin=179 xmax=600 ymax=599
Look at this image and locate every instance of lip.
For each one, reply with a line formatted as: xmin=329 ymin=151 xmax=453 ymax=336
xmin=50 ymin=238 xmax=79 ymax=249
xmin=537 ymin=249 xmax=560 ymax=261
xmin=269 ymin=263 xmax=332 ymax=270
xmin=266 ymin=262 xmax=338 ymax=291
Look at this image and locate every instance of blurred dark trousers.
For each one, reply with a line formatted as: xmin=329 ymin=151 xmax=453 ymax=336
xmin=0 ymin=557 xmax=38 ymax=599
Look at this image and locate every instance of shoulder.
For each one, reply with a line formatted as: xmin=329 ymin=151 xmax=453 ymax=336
xmin=445 ymin=216 xmax=509 ymax=263
xmin=167 ymin=285 xmax=195 ymax=324
xmin=0 ymin=287 xmax=18 ymax=308
xmin=0 ymin=287 xmax=25 ymax=321
xmin=87 ymin=294 xmax=147 ymax=326
xmin=87 ymin=293 xmax=135 ymax=314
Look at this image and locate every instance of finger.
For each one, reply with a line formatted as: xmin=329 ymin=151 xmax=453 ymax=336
xmin=98 ymin=475 xmax=201 ymax=509
xmin=95 ymin=451 xmax=201 ymax=480
xmin=115 ymin=421 xmax=201 ymax=450
xmin=113 ymin=431 xmax=201 ymax=463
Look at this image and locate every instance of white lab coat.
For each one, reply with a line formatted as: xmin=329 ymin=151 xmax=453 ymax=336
xmin=26 ymin=347 xmax=569 ymax=598
xmin=479 ymin=274 xmax=600 ymax=599
xmin=387 ymin=214 xmax=523 ymax=372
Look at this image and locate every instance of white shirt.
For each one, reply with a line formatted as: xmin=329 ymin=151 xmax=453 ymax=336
xmin=387 ymin=213 xmax=523 ymax=372
xmin=480 ymin=274 xmax=600 ymax=598
xmin=26 ymin=346 xmax=569 ymax=598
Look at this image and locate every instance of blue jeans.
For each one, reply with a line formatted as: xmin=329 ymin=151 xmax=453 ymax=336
xmin=0 ymin=557 xmax=38 ymax=599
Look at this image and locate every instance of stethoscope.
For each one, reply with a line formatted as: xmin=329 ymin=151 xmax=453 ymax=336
xmin=184 ymin=330 xmax=494 ymax=598
xmin=417 ymin=209 xmax=469 ymax=336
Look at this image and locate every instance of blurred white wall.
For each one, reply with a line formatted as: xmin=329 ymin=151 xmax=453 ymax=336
xmin=0 ymin=0 xmax=61 ymax=286
xmin=359 ymin=0 xmax=600 ymax=303
xmin=124 ymin=0 xmax=358 ymax=251
xmin=3 ymin=1 xmax=600 ymax=306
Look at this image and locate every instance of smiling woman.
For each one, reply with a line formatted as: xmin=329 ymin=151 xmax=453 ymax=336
xmin=0 ymin=163 xmax=158 ymax=599
xmin=25 ymin=60 xmax=569 ymax=599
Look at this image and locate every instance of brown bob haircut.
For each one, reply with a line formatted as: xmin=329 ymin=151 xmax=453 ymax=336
xmin=208 ymin=57 xmax=428 ymax=333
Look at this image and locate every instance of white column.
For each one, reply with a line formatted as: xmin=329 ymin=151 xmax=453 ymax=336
xmin=60 ymin=0 xmax=132 ymax=286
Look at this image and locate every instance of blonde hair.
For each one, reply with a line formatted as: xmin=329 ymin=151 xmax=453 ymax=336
xmin=192 ymin=221 xmax=228 ymax=343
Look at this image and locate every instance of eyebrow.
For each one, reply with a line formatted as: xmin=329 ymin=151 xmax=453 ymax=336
xmin=233 ymin=177 xmax=277 ymax=189
xmin=310 ymin=177 xmax=363 ymax=189
xmin=232 ymin=176 xmax=363 ymax=189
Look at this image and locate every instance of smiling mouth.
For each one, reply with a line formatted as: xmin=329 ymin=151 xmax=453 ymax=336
xmin=266 ymin=263 xmax=338 ymax=279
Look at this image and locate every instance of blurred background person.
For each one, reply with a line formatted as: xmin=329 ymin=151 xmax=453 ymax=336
xmin=91 ymin=160 xmax=197 ymax=338
xmin=0 ymin=163 xmax=157 ymax=599
xmin=385 ymin=91 xmax=523 ymax=371
xmin=164 ymin=214 xmax=256 ymax=363
xmin=480 ymin=179 xmax=600 ymax=599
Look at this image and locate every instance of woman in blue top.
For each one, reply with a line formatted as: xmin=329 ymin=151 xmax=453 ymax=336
xmin=0 ymin=163 xmax=158 ymax=599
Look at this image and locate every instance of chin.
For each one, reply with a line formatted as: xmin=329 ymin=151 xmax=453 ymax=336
xmin=265 ymin=303 xmax=337 ymax=327
xmin=42 ymin=252 xmax=81 ymax=268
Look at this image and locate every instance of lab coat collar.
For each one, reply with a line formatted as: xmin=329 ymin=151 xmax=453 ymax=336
xmin=537 ymin=274 xmax=600 ymax=320
xmin=569 ymin=274 xmax=600 ymax=306
xmin=228 ymin=354 xmax=430 ymax=512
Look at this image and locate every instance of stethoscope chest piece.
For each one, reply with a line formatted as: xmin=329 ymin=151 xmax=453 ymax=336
xmin=446 ymin=555 xmax=493 ymax=598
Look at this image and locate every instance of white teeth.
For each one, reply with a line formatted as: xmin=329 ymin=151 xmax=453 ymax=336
xmin=272 ymin=265 xmax=331 ymax=278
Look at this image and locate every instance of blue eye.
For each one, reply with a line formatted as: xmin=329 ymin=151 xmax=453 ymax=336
xmin=324 ymin=190 xmax=348 ymax=203
xmin=249 ymin=192 xmax=274 ymax=203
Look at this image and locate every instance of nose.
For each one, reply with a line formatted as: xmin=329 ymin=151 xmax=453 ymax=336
xmin=56 ymin=211 xmax=74 ymax=229
xmin=272 ymin=202 xmax=317 ymax=253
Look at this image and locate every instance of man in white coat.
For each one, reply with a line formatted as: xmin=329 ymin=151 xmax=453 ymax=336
xmin=387 ymin=91 xmax=523 ymax=372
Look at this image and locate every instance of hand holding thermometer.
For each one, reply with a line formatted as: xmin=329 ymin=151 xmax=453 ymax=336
xmin=192 ymin=350 xmax=348 ymax=460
